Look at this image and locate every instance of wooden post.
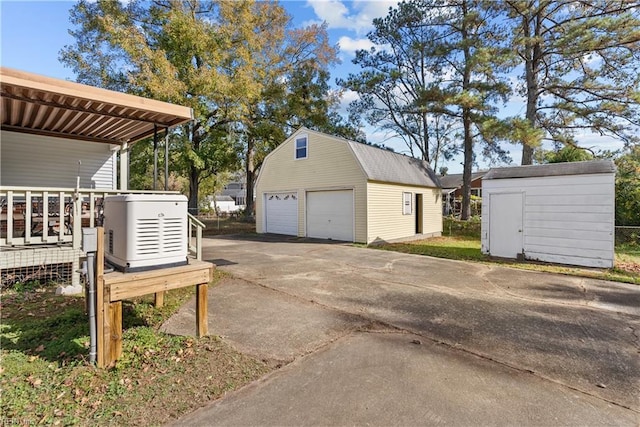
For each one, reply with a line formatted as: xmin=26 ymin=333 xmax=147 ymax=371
xmin=196 ymin=283 xmax=208 ymax=337
xmin=110 ymin=301 xmax=122 ymax=362
xmin=154 ymin=291 xmax=165 ymax=308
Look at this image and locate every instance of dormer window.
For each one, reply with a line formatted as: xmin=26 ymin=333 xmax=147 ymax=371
xmin=295 ymin=136 xmax=308 ymax=159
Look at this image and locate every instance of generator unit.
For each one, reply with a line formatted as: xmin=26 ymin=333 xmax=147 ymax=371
xmin=103 ymin=194 xmax=188 ymax=272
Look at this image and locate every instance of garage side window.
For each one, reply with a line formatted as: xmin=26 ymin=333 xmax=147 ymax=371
xmin=403 ymin=192 xmax=412 ymax=215
xmin=295 ymin=136 xmax=308 ymax=159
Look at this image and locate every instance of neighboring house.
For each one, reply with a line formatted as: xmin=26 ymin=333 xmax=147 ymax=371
xmin=481 ymin=160 xmax=616 ymax=268
xmin=0 ymin=67 xmax=193 ymax=289
xmin=439 ymin=171 xmax=487 ymax=216
xmin=255 ymin=128 xmax=442 ymax=244
xmin=221 ymin=181 xmax=247 ymax=207
xmin=210 ymin=195 xmax=242 ymax=213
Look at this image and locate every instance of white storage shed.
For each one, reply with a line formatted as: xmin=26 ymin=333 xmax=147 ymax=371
xmin=481 ymin=160 xmax=616 ymax=268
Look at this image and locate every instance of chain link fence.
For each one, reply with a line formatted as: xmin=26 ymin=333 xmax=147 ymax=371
xmin=615 ymin=226 xmax=640 ymax=246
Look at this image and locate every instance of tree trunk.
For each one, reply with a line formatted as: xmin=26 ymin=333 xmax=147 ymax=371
xmin=460 ymin=0 xmax=472 ymax=221
xmin=244 ymin=136 xmax=255 ymax=220
xmin=521 ymin=9 xmax=541 ymax=165
xmin=188 ymin=165 xmax=199 ymax=216
xmin=188 ymin=124 xmax=200 ymax=215
xmin=461 ymin=109 xmax=473 ymax=221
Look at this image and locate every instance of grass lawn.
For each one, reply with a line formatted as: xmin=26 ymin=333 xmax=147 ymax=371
xmin=199 ymin=216 xmax=255 ymax=237
xmin=0 ymin=270 xmax=271 ymax=425
xmin=376 ymin=236 xmax=640 ymax=285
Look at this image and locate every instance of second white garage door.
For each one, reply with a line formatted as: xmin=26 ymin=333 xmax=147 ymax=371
xmin=306 ymin=190 xmax=354 ymax=241
xmin=265 ymin=192 xmax=298 ymax=236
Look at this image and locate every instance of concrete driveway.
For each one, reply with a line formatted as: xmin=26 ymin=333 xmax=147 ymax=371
xmin=164 ymin=235 xmax=640 ymax=426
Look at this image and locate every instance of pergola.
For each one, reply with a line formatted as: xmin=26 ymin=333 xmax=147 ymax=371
xmin=0 ymin=67 xmax=193 ymax=189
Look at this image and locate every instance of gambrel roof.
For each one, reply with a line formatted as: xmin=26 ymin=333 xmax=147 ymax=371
xmin=298 ymin=128 xmax=441 ymax=188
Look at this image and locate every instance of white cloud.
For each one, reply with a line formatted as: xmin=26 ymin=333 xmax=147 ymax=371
xmin=306 ymin=0 xmax=400 ymax=35
xmin=337 ymin=36 xmax=374 ymax=55
xmin=306 ymin=0 xmax=352 ymax=29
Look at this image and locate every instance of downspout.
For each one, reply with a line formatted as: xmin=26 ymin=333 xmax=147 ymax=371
xmin=81 ymin=228 xmax=98 ymax=364
xmin=86 ymin=248 xmax=97 ymax=364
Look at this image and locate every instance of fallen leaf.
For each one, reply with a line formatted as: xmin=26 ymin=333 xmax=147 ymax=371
xmin=35 ymin=344 xmax=45 ymax=352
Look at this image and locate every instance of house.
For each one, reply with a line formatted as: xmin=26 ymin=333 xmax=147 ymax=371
xmin=221 ymin=181 xmax=247 ymax=207
xmin=255 ymin=128 xmax=442 ymax=244
xmin=481 ymin=160 xmax=616 ymax=268
xmin=439 ymin=171 xmax=487 ymax=216
xmin=0 ymin=67 xmax=196 ymax=290
xmin=210 ymin=195 xmax=242 ymax=214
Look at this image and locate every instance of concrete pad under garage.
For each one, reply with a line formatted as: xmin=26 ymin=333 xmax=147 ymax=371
xmin=173 ymin=332 xmax=638 ymax=427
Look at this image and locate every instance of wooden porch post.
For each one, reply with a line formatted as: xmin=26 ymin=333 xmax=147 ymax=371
xmin=165 ymin=127 xmax=169 ymax=191
xmin=153 ymin=124 xmax=158 ymax=191
xmin=119 ymin=143 xmax=129 ymax=191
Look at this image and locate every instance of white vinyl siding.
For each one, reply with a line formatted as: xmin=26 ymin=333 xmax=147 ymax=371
xmin=482 ymin=173 xmax=614 ymax=268
xmin=1 ymin=131 xmax=116 ymax=189
xmin=256 ymin=130 xmax=368 ymax=242
xmin=367 ymin=182 xmax=441 ymax=244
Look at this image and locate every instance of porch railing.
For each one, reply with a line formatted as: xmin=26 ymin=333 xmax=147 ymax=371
xmin=1 ymin=186 xmax=206 ymax=260
xmin=188 ymin=213 xmax=205 ymax=260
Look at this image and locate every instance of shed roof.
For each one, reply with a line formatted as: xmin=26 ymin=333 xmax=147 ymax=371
xmin=1 ymin=67 xmax=193 ymax=145
xmin=438 ymin=171 xmax=487 ymax=189
xmin=346 ymin=140 xmax=440 ymax=188
xmin=483 ymin=160 xmax=616 ymax=180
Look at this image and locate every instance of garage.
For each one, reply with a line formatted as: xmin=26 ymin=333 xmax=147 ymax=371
xmin=265 ymin=192 xmax=298 ymax=236
xmin=306 ymin=190 xmax=354 ymax=241
xmin=255 ymin=128 xmax=442 ymax=243
xmin=481 ymin=160 xmax=616 ymax=268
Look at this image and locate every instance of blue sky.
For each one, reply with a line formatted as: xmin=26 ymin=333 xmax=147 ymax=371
xmin=1 ymin=1 xmax=625 ymax=174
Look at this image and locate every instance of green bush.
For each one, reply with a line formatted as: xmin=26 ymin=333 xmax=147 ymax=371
xmin=443 ymin=216 xmax=481 ymax=239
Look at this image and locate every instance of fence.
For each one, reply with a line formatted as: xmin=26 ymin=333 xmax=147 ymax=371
xmin=442 ymin=217 xmax=481 ymax=238
xmin=615 ymin=226 xmax=640 ymax=246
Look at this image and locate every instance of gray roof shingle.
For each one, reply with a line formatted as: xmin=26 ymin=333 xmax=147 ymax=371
xmin=346 ymin=140 xmax=441 ymax=188
xmin=483 ymin=160 xmax=616 ymax=180
xmin=438 ymin=171 xmax=487 ymax=189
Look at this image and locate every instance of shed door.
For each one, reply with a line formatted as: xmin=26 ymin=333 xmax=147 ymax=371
xmin=306 ymin=190 xmax=354 ymax=241
xmin=489 ymin=192 xmax=523 ymax=258
xmin=265 ymin=192 xmax=298 ymax=236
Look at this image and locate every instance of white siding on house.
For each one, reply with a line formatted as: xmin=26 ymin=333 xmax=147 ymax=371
xmin=482 ymin=173 xmax=614 ymax=268
xmin=367 ymin=182 xmax=442 ymax=244
xmin=256 ymin=130 xmax=368 ymax=242
xmin=1 ymin=131 xmax=116 ymax=189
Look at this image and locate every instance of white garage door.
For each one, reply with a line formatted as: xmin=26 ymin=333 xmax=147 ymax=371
xmin=306 ymin=190 xmax=354 ymax=241
xmin=265 ymin=192 xmax=298 ymax=236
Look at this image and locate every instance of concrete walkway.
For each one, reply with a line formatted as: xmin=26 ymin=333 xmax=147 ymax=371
xmin=163 ymin=235 xmax=640 ymax=425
